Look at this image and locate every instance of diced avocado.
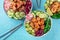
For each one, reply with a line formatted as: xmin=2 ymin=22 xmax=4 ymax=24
xmin=32 ymin=12 xmax=36 ymax=17
xmin=29 ymin=27 xmax=32 ymax=30
xmin=7 ymin=10 xmax=14 ymax=18
xmin=31 ymin=32 xmax=35 ymax=36
xmin=19 ymin=12 xmax=25 ymax=18
xmin=33 ymin=11 xmax=37 ymax=13
xmin=15 ymin=12 xmax=20 ymax=18
xmin=28 ymin=30 xmax=32 ymax=34
xmin=36 ymin=12 xmax=41 ymax=16
xmin=26 ymin=28 xmax=29 ymax=31
xmin=8 ymin=15 xmax=13 ymax=18
xmin=46 ymin=0 xmax=50 ymax=4
xmin=39 ymin=13 xmax=48 ymax=19
xmin=50 ymin=1 xmax=53 ymax=4
xmin=25 ymin=23 xmax=30 ymax=28
xmin=13 ymin=16 xmax=18 ymax=20
xmin=47 ymin=7 xmax=53 ymax=16
xmin=31 ymin=30 xmax=35 ymax=33
xmin=58 ymin=0 xmax=60 ymax=2
xmin=44 ymin=3 xmax=49 ymax=9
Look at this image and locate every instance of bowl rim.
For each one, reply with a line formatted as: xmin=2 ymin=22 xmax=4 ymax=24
xmin=24 ymin=10 xmax=52 ymax=37
xmin=3 ymin=0 xmax=33 ymax=20
xmin=44 ymin=0 xmax=60 ymax=19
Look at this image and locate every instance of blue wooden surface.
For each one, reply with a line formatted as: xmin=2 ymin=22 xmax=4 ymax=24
xmin=0 ymin=0 xmax=60 ymax=40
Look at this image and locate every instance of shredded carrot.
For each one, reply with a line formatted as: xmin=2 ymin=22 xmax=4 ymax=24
xmin=29 ymin=17 xmax=45 ymax=31
xmin=50 ymin=1 xmax=60 ymax=13
xmin=41 ymin=25 xmax=44 ymax=29
xmin=38 ymin=21 xmax=41 ymax=25
xmin=31 ymin=18 xmax=37 ymax=22
xmin=34 ymin=28 xmax=38 ymax=31
xmin=30 ymin=22 xmax=34 ymax=29
xmin=37 ymin=17 xmax=40 ymax=21
xmin=40 ymin=18 xmax=44 ymax=25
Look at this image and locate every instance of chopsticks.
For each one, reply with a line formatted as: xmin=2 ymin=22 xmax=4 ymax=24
xmin=36 ymin=0 xmax=41 ymax=8
xmin=0 ymin=23 xmax=23 ymax=40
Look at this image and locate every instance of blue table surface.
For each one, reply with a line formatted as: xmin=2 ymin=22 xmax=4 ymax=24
xmin=0 ymin=0 xmax=60 ymax=40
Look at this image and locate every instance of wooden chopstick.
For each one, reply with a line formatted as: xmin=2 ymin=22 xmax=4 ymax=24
xmin=0 ymin=23 xmax=23 ymax=39
xmin=36 ymin=0 xmax=41 ymax=8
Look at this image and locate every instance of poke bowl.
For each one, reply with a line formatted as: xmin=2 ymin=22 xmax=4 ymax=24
xmin=24 ymin=11 xmax=51 ymax=37
xmin=4 ymin=0 xmax=32 ymax=20
xmin=45 ymin=0 xmax=60 ymax=19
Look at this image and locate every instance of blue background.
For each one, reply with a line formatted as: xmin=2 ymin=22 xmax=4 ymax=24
xmin=0 ymin=0 xmax=60 ymax=40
